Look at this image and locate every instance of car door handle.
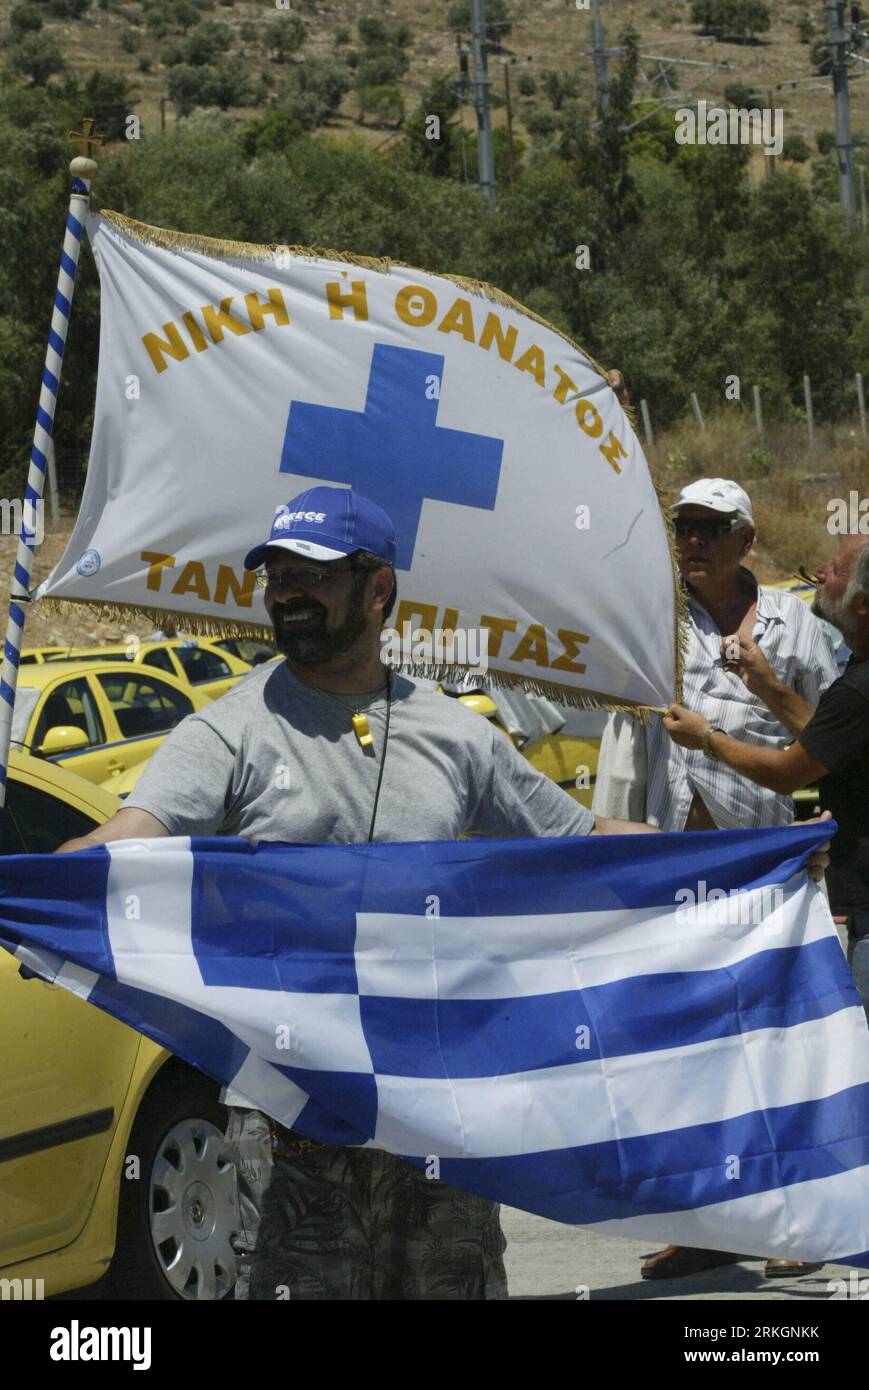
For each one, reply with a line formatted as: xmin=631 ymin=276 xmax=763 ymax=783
xmin=106 ymin=758 xmax=126 ymax=774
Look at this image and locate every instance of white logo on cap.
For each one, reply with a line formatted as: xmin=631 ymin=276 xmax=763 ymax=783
xmin=274 ymin=511 xmax=326 ymax=530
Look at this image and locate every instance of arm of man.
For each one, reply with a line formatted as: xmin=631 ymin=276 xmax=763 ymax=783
xmin=56 ymin=806 xmax=171 ymax=854
xmin=57 ymin=713 xmax=237 ymax=852
xmin=722 ymin=634 xmax=817 ymax=736
xmin=592 ymin=815 xmax=660 ymax=835
xmin=466 ymin=723 xmax=662 ymax=837
xmin=470 ymin=717 xmax=829 ymax=876
xmin=662 ymin=702 xmax=829 ymax=794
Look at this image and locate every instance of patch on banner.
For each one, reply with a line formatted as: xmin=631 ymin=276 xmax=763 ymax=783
xmin=75 ymin=548 xmax=101 ymax=577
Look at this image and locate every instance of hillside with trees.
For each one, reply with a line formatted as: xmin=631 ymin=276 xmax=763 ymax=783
xmin=1 ymin=0 xmax=867 ymax=512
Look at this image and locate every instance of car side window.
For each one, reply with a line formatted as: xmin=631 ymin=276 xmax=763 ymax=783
xmin=143 ymin=648 xmax=175 ymax=674
xmin=6 ymin=780 xmax=100 ymax=854
xmin=216 ymin=638 xmax=276 ymax=665
xmin=32 ymin=678 xmax=106 ymax=751
xmin=174 ymin=648 xmax=232 ymax=684
xmin=96 ymin=672 xmax=193 ymax=738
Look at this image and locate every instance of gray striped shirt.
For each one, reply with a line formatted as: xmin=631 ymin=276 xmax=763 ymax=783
xmin=645 ymin=574 xmax=839 ymax=830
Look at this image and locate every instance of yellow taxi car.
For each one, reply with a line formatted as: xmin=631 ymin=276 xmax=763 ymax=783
xmin=207 ymin=636 xmax=278 ymax=668
xmin=11 ymin=661 xmax=210 ymax=793
xmin=0 ymin=752 xmax=236 ymax=1299
xmin=39 ymin=638 xmax=255 ymax=704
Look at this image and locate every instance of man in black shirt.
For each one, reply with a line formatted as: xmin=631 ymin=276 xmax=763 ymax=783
xmin=662 ymin=533 xmax=869 ymax=1016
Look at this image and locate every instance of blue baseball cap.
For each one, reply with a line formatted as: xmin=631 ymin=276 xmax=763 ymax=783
xmin=243 ymin=486 xmax=397 ymax=570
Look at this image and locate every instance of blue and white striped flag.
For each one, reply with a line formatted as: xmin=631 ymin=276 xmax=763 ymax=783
xmin=2 ymin=821 xmax=868 ymax=1265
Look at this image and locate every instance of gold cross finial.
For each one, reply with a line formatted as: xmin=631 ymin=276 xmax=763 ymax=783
xmin=68 ymin=118 xmax=105 ymax=160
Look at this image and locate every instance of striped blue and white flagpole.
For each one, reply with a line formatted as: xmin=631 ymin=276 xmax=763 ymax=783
xmin=0 ymin=124 xmax=102 ymax=805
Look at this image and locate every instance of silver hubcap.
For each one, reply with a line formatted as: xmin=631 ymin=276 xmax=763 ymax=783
xmin=149 ymin=1118 xmax=237 ymax=1300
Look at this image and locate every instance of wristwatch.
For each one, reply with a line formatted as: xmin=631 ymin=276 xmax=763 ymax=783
xmin=702 ymin=725 xmax=727 ymax=760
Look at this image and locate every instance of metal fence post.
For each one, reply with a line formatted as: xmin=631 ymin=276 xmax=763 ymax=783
xmin=803 ymin=374 xmax=814 ymax=448
xmin=640 ymin=398 xmax=654 ymax=448
xmin=752 ymin=384 xmax=764 ymax=443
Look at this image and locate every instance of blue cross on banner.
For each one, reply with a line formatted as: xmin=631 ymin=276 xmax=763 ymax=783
xmin=279 ymin=344 xmax=504 ymax=569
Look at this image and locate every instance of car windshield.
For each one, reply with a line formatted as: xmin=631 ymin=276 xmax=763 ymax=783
xmin=11 ymin=687 xmax=41 ymax=749
xmin=227 ymin=639 xmax=277 ymax=664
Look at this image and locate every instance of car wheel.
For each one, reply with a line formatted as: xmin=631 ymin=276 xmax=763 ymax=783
xmin=106 ymin=1070 xmax=237 ymax=1300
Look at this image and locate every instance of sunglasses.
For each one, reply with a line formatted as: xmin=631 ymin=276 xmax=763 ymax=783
xmin=255 ymin=564 xmax=356 ymax=591
xmin=673 ymin=516 xmax=744 ymax=540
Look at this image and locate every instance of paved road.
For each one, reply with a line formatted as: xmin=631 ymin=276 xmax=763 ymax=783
xmin=501 ymin=1205 xmax=864 ymax=1300
xmin=58 ymin=1210 xmax=863 ymax=1302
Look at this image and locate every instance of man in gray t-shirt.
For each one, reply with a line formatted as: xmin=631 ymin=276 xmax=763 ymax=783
xmin=56 ymin=485 xmax=826 ymax=1301
xmin=125 ymin=658 xmax=595 ymax=845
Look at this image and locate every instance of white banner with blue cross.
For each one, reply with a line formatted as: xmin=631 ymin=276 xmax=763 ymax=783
xmin=34 ymin=212 xmax=680 ymax=710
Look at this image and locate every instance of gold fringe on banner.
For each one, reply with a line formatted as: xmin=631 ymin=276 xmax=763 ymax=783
xmin=397 ymin=663 xmax=667 ymax=720
xmin=63 ymin=210 xmax=684 ymax=716
xmin=37 ymin=596 xmax=275 ymax=643
xmin=650 ymin=470 xmax=690 ymax=707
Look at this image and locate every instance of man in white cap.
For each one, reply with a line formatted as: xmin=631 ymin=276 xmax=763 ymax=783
xmin=594 ymin=477 xmax=839 ymax=1280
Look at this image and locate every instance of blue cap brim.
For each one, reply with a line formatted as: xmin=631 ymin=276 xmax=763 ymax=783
xmin=243 ymin=543 xmax=269 ymax=571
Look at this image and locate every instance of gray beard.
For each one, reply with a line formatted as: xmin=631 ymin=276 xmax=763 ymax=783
xmin=812 ymin=590 xmax=857 ymax=646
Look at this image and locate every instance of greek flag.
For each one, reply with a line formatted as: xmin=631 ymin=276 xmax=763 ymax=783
xmin=3 ymin=821 xmax=868 ymax=1266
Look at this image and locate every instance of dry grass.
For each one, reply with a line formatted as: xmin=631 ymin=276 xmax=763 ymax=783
xmin=648 ymin=410 xmax=869 ymax=581
xmin=6 ymin=513 xmax=158 ymax=650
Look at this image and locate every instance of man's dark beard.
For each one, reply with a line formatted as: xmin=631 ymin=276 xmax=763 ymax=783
xmin=272 ymin=576 xmax=369 ymax=666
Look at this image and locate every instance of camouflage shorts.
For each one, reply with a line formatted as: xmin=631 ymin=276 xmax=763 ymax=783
xmin=224 ymin=1107 xmax=508 ymax=1301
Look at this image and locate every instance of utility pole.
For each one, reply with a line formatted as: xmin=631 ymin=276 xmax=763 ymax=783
xmin=503 ymin=64 xmax=515 ymax=188
xmin=592 ymin=0 xmax=609 ymax=119
xmin=826 ymin=0 xmax=857 ymax=216
xmin=470 ymin=0 xmax=496 ymax=210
